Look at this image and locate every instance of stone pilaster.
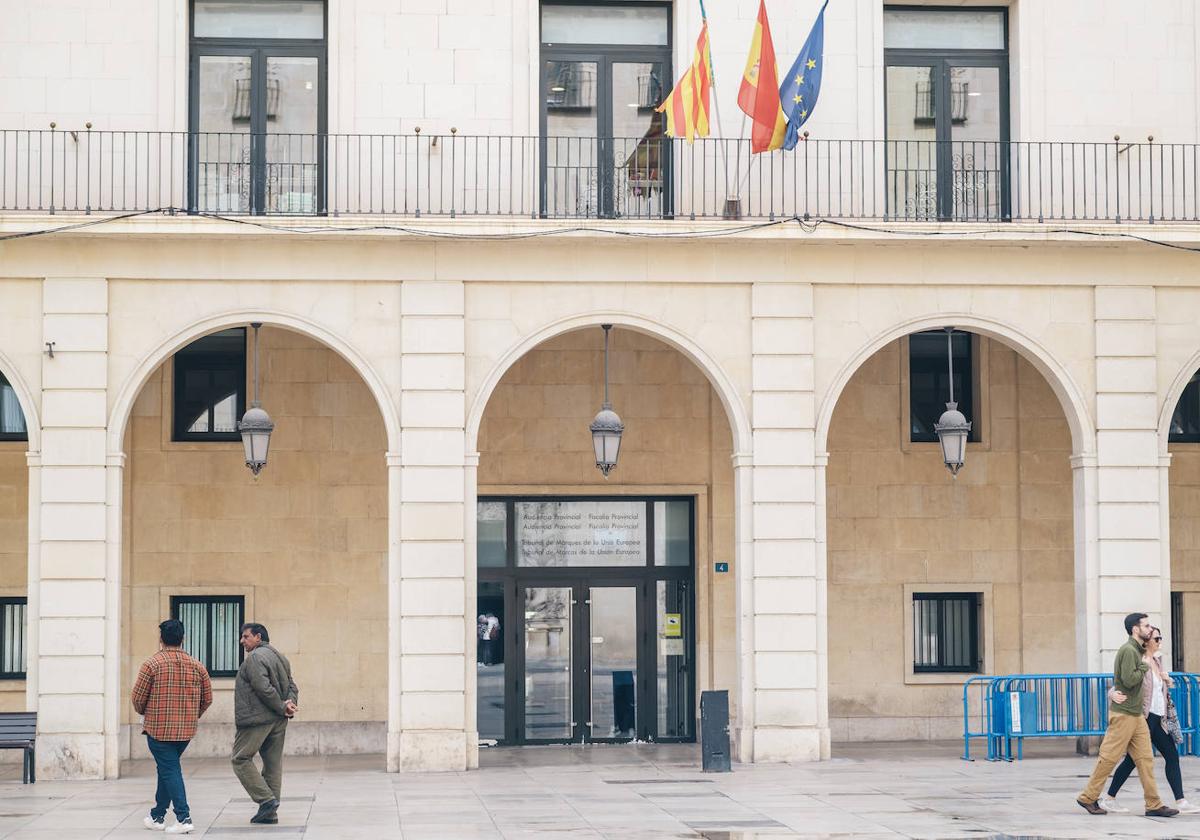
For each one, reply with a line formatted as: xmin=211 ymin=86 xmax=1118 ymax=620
xmin=35 ymin=277 xmax=111 ymax=779
xmin=396 ymin=281 xmax=468 ymax=771
xmin=1092 ymin=286 xmax=1164 ymax=661
xmin=748 ymin=282 xmax=826 ymax=761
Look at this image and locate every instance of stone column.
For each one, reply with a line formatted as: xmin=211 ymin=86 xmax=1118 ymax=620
xmin=385 ymin=452 xmax=402 ymax=772
xmin=35 ymin=277 xmax=111 ymax=779
xmin=1092 ymin=286 xmax=1165 ymax=662
xmin=748 ymin=282 xmax=826 ymax=762
xmin=396 ymin=281 xmax=468 ymax=771
xmin=24 ymin=452 xmax=40 ymax=713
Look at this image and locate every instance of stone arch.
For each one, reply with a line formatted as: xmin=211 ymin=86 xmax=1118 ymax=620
xmin=816 ymin=313 xmax=1095 ymax=458
xmin=102 ymin=309 xmax=400 ymax=777
xmin=107 ymin=309 xmax=401 ymax=456
xmin=466 ymin=312 xmax=752 ymax=457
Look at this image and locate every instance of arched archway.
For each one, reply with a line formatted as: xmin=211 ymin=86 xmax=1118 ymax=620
xmin=815 ymin=317 xmax=1089 ymax=746
xmin=104 ymin=315 xmax=399 ymax=775
xmin=465 ymin=317 xmax=750 ymax=756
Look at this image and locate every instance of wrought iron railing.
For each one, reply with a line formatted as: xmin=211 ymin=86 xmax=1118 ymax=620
xmin=1 ymin=128 xmax=1197 ymax=223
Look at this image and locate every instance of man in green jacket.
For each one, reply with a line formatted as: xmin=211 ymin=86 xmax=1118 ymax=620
xmin=232 ymin=623 xmax=299 ymax=825
xmin=1077 ymin=612 xmax=1177 ymax=817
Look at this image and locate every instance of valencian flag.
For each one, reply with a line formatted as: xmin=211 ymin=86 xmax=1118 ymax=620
xmin=779 ymin=0 xmax=828 ymax=151
xmin=737 ymin=0 xmax=787 ymax=153
xmin=655 ymin=10 xmax=713 ymax=143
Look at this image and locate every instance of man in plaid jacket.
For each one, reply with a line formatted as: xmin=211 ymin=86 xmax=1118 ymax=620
xmin=131 ymin=618 xmax=213 ymax=834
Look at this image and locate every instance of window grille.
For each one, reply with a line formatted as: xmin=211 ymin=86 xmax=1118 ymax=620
xmin=913 ymin=592 xmax=981 ymax=673
xmin=0 ymin=598 xmax=27 ymax=679
xmin=170 ymin=595 xmax=245 ymax=677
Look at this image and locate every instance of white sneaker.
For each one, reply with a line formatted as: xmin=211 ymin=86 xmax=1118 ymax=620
xmin=165 ymin=821 xmax=194 ymax=835
xmin=143 ymin=816 xmax=166 ymax=831
xmin=1099 ymin=796 xmax=1130 ymax=813
xmin=1177 ymin=798 xmax=1200 ymax=814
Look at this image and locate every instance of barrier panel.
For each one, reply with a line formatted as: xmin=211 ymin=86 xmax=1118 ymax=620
xmin=962 ymin=673 xmax=1200 ymax=761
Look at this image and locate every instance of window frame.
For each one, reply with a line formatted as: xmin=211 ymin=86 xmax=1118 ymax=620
xmin=187 ymin=0 xmax=329 ymax=215
xmin=912 ymin=591 xmax=982 ymax=674
xmin=908 ymin=329 xmax=978 ymax=444
xmin=883 ymin=5 xmax=1011 ymax=221
xmin=172 ymin=328 xmax=248 ymax=443
xmin=0 ymin=597 xmax=28 ymax=680
xmin=170 ymin=594 xmax=246 ymax=678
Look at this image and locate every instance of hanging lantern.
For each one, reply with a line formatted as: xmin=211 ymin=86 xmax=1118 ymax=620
xmin=589 ymin=324 xmax=624 ymax=477
xmin=238 ymin=322 xmax=275 ymax=476
xmin=934 ymin=326 xmax=971 ymax=478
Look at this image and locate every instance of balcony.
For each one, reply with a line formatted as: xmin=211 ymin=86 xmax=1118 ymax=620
xmin=0 ymin=129 xmax=1195 ymax=224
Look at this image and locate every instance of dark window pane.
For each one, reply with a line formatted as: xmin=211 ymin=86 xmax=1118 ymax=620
xmin=173 ymin=329 xmax=247 ymax=442
xmin=1170 ymin=373 xmax=1200 ymax=442
xmin=477 ymin=581 xmax=506 ymax=741
xmin=910 ymin=331 xmax=975 ymax=443
xmin=0 ymin=372 xmax=27 ymax=439
xmin=171 ymin=596 xmax=244 ymax=677
xmin=913 ymin=593 xmax=980 ymax=673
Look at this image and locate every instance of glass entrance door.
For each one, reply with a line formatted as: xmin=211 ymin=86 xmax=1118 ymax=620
xmin=587 ymin=585 xmax=640 ymax=741
xmin=478 ymin=497 xmax=696 ymax=746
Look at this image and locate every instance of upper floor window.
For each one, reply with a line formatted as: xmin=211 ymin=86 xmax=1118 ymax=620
xmin=540 ymin=2 xmax=671 ymax=220
xmin=0 ymin=598 xmax=27 ymax=679
xmin=884 ymin=7 xmax=1009 ymax=221
xmin=909 ymin=330 xmax=976 ymax=444
xmin=0 ymin=372 xmax=27 ymax=441
xmin=190 ymin=0 xmax=327 ymax=215
xmin=173 ymin=328 xmax=247 ymax=442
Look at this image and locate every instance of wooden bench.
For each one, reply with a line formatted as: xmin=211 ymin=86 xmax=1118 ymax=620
xmin=0 ymin=713 xmax=35 ymax=783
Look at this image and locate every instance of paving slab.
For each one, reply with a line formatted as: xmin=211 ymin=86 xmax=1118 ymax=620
xmin=4 ymin=741 xmax=1200 ymax=837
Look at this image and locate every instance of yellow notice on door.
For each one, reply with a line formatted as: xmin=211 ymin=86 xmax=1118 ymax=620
xmin=664 ymin=613 xmax=682 ymax=638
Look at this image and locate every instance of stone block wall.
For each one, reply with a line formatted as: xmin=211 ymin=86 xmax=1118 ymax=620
xmin=119 ymin=328 xmax=388 ymax=757
xmin=826 ymin=337 xmax=1075 ymax=742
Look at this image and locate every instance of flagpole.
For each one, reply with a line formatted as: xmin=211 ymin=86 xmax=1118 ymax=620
xmin=701 ymin=0 xmax=736 ymax=214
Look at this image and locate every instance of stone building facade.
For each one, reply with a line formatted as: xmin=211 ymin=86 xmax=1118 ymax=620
xmin=2 ymin=0 xmax=1200 ymax=778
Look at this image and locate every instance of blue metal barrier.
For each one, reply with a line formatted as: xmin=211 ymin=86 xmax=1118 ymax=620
xmin=962 ymin=672 xmax=1200 ymax=761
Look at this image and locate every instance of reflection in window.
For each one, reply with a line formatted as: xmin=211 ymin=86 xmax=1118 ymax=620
xmin=0 ymin=372 xmax=27 ymax=440
xmin=173 ymin=328 xmax=247 ymax=442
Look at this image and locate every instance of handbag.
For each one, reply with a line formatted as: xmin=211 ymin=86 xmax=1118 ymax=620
xmin=1165 ymin=692 xmax=1185 ymax=746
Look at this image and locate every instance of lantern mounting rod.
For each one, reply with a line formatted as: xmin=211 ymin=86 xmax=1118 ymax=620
xmin=250 ymin=322 xmax=262 ymax=406
xmin=944 ymin=326 xmax=955 ymax=406
xmin=601 ymin=324 xmax=612 ymax=407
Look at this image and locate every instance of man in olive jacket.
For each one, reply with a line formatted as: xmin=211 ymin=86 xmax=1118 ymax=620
xmin=232 ymin=623 xmax=299 ymax=825
xmin=1077 ymin=613 xmax=1177 ymax=817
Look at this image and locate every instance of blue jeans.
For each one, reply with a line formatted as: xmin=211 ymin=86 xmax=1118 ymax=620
xmin=146 ymin=736 xmax=191 ymax=822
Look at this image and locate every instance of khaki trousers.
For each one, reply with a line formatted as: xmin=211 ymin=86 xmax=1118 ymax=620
xmin=1079 ymin=712 xmax=1164 ymax=810
xmin=232 ymin=718 xmax=288 ymax=804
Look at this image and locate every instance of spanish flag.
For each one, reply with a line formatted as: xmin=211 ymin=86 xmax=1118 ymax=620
xmin=656 ymin=18 xmax=712 ymax=143
xmin=738 ymin=0 xmax=787 ymax=153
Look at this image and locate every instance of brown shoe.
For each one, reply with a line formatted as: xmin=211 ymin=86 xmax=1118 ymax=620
xmin=1077 ymin=798 xmax=1107 ymax=815
xmin=1146 ymin=806 xmax=1180 ymax=817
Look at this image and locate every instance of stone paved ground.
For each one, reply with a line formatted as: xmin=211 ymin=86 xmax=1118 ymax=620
xmin=4 ymin=741 xmax=1200 ymax=838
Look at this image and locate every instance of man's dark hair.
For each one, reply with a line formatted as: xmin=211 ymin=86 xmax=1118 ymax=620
xmin=1125 ymin=612 xmax=1149 ymax=635
xmin=160 ymin=618 xmax=185 ymax=647
xmin=241 ymin=622 xmax=269 ymax=643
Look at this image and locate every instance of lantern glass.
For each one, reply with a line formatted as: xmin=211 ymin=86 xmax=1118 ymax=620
xmin=934 ymin=403 xmax=970 ymax=476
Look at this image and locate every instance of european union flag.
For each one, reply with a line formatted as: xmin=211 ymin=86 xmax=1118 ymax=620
xmin=779 ymin=0 xmax=828 ymax=151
